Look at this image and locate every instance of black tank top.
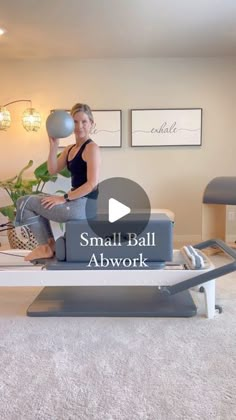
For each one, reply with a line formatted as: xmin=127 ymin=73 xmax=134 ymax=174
xmin=66 ymin=139 xmax=98 ymax=199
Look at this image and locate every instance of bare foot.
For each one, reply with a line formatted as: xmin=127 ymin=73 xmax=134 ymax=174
xmin=24 ymin=244 xmax=54 ymax=261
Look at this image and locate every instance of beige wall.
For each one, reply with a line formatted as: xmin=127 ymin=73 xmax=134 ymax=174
xmin=0 ymin=57 xmax=236 ymax=242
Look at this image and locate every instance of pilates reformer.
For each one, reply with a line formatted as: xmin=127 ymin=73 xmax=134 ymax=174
xmin=0 ymin=213 xmax=236 ymax=318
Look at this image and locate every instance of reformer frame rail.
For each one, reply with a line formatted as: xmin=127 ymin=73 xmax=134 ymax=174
xmin=0 ymin=239 xmax=235 ymax=318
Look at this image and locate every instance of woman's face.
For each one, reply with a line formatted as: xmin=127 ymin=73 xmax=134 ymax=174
xmin=73 ymin=111 xmax=93 ymax=141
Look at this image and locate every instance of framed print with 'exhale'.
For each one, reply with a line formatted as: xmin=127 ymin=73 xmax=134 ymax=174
xmin=131 ymin=108 xmax=202 ymax=147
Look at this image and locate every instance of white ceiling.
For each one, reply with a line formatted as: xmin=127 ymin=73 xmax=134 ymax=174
xmin=1 ymin=0 xmax=236 ymax=60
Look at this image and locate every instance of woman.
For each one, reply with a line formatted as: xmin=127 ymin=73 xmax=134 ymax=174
xmin=15 ymin=103 xmax=101 ymax=261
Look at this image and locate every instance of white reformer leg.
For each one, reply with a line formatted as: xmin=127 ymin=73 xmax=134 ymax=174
xmin=191 ymin=280 xmax=216 ymax=319
xmin=202 ymin=280 xmax=216 ymax=319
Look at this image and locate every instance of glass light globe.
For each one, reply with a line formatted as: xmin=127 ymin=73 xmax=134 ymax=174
xmin=22 ymin=108 xmax=41 ymax=132
xmin=0 ymin=107 xmax=11 ymax=130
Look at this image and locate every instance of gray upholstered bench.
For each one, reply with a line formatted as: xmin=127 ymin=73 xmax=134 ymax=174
xmin=202 ymin=177 xmax=236 ymax=244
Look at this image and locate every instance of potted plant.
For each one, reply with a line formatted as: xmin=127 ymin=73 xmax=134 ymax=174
xmin=0 ymin=159 xmax=70 ymax=249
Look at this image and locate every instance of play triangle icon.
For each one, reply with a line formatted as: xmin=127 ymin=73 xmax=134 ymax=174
xmin=108 ymin=198 xmax=131 ymax=223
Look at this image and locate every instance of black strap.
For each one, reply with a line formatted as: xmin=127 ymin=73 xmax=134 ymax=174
xmin=66 ymin=139 xmax=92 ymax=164
xmin=79 ymin=139 xmax=93 ymax=155
xmin=66 ymin=144 xmax=75 ymax=164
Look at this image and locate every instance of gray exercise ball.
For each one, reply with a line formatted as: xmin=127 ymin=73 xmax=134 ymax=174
xmin=46 ymin=110 xmax=75 ymax=138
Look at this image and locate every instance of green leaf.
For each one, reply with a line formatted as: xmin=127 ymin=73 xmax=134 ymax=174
xmin=0 ymin=180 xmax=15 ymax=189
xmin=0 ymin=205 xmax=15 ymax=221
xmin=21 ymin=179 xmax=39 ymax=189
xmin=34 ymin=160 xmax=50 ymax=179
xmin=55 ymin=190 xmax=66 ymax=195
xmin=15 ymin=160 xmax=34 ymax=187
xmin=34 ymin=154 xmax=71 ymax=179
xmin=3 ymin=175 xmax=17 ymax=183
xmin=0 ymin=157 xmax=71 ymax=221
xmin=59 ymin=222 xmax=65 ymax=232
xmin=59 ymin=167 xmax=71 ymax=178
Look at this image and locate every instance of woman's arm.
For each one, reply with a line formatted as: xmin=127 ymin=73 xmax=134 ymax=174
xmin=47 ymin=137 xmax=71 ymax=175
xmin=42 ymin=142 xmax=100 ymax=209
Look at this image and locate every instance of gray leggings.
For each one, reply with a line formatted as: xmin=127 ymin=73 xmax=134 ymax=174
xmin=15 ymin=194 xmax=97 ymax=245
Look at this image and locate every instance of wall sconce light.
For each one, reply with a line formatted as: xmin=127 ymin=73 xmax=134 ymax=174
xmin=0 ymin=99 xmax=41 ymax=132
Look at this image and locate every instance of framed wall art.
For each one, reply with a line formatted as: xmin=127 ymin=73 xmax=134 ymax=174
xmin=55 ymin=109 xmax=122 ymax=148
xmin=131 ymin=108 xmax=202 ymax=147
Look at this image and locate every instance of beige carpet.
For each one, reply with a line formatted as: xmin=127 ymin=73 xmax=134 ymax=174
xmin=0 ymin=254 xmax=236 ymax=420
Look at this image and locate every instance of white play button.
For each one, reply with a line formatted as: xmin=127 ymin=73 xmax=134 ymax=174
xmin=108 ymin=198 xmax=131 ymax=223
xmin=86 ymin=177 xmax=151 ymax=238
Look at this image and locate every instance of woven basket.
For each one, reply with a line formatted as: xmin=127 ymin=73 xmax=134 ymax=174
xmin=7 ymin=223 xmax=38 ymax=250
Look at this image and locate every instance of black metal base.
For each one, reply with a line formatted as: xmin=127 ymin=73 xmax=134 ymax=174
xmin=27 ymin=286 xmax=197 ymax=317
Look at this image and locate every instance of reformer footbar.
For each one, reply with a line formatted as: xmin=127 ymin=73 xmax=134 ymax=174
xmin=157 ymin=239 xmax=236 ymax=297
